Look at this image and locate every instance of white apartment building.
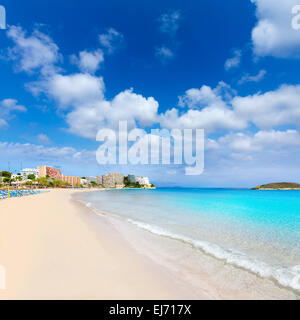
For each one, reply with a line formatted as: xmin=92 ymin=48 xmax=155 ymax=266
xmin=20 ymin=168 xmax=39 ymax=180
xmin=135 ymin=176 xmax=150 ymax=186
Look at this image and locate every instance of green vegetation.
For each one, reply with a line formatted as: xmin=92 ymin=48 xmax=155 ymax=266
xmin=252 ymin=182 xmax=300 ymax=190
xmin=0 ymin=171 xmax=11 ymax=178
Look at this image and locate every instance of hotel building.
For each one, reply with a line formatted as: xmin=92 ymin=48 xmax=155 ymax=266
xmin=20 ymin=168 xmax=39 ymax=180
xmin=102 ymin=173 xmax=124 ymax=188
xmin=38 ymin=166 xmax=62 ymax=180
xmin=135 ymin=176 xmax=150 ymax=186
xmin=62 ymin=176 xmax=81 ymax=186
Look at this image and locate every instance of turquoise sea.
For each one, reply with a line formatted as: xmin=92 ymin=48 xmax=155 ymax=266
xmin=78 ymin=188 xmax=300 ymax=292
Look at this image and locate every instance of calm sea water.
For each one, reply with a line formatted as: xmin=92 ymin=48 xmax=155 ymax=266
xmin=77 ymin=188 xmax=300 ymax=291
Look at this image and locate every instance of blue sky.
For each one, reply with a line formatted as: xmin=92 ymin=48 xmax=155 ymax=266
xmin=1 ymin=0 xmax=300 ymax=187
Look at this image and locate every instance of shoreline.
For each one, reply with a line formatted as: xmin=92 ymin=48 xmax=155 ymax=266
xmin=73 ymin=190 xmax=300 ymax=300
xmin=0 ymin=189 xmax=299 ymax=300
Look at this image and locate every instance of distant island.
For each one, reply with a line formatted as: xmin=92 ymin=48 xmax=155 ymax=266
xmin=252 ymin=182 xmax=300 ymax=190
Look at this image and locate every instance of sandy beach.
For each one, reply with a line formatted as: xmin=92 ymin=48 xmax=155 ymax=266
xmin=0 ymin=189 xmax=183 ymax=299
xmin=0 ymin=190 xmax=299 ymax=300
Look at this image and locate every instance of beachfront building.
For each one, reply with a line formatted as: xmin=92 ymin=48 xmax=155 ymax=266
xmin=38 ymin=166 xmax=62 ymax=180
xmin=81 ymin=178 xmax=88 ymax=185
xmin=62 ymin=176 xmax=81 ymax=186
xmin=102 ymin=173 xmax=124 ymax=188
xmin=135 ymin=176 xmax=150 ymax=186
xmin=21 ymin=168 xmax=39 ymax=180
xmin=87 ymin=177 xmax=97 ymax=184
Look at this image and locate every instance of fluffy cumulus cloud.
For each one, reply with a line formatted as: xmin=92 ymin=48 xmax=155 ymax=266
xmin=162 ymin=82 xmax=246 ymax=132
xmin=66 ymin=89 xmax=159 ymax=138
xmin=224 ymin=49 xmax=241 ymax=71
xmin=0 ymin=99 xmax=27 ymax=127
xmin=45 ymin=73 xmax=105 ymax=107
xmin=232 ymin=84 xmax=300 ymax=129
xmin=5 ymin=25 xmax=61 ymax=75
xmin=28 ymin=69 xmax=159 ymax=138
xmin=161 ymin=82 xmax=300 ymax=135
xmin=70 ymin=49 xmax=104 ymax=74
xmin=99 ymin=28 xmax=124 ymax=54
xmin=251 ymin=0 xmax=300 ymax=58
xmin=28 ymin=73 xmax=105 ymax=109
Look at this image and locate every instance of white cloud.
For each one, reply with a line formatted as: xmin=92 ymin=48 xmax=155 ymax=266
xmin=66 ymin=89 xmax=159 ymax=138
xmin=155 ymin=46 xmax=174 ymax=60
xmin=31 ymin=73 xmax=105 ymax=108
xmin=158 ymin=10 xmax=181 ymax=36
xmin=70 ymin=49 xmax=104 ymax=74
xmin=0 ymin=99 xmax=27 ymax=127
xmin=163 ymin=83 xmax=246 ymax=132
xmin=28 ymin=66 xmax=159 ymax=138
xmin=99 ymin=28 xmax=124 ymax=54
xmin=251 ymin=0 xmax=300 ymax=58
xmin=224 ymin=49 xmax=241 ymax=71
xmin=160 ymin=107 xmax=246 ymax=132
xmin=0 ymin=141 xmax=95 ymax=163
xmin=179 ymin=85 xmax=221 ymax=108
xmin=37 ymin=133 xmax=51 ymax=144
xmin=238 ymin=69 xmax=266 ymax=84
xmin=162 ymin=82 xmax=300 ymax=133
xmin=219 ymin=130 xmax=300 ymax=152
xmin=6 ymin=25 xmax=61 ymax=75
xmin=232 ymin=84 xmax=300 ymax=129
xmin=0 ymin=119 xmax=7 ymax=128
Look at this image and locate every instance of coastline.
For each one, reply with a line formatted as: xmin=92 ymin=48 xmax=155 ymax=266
xmin=73 ymin=190 xmax=299 ymax=300
xmin=0 ymin=189 xmax=299 ymax=300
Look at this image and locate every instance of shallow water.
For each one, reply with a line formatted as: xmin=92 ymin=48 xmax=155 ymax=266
xmin=77 ymin=188 xmax=300 ymax=292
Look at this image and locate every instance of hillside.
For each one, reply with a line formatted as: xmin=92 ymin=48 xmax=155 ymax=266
xmin=253 ymin=182 xmax=300 ymax=190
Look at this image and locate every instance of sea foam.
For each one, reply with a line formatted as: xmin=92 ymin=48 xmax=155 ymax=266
xmin=127 ymin=218 xmax=300 ymax=292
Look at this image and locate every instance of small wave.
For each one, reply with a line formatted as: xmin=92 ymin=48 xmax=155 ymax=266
xmin=127 ymin=219 xmax=300 ymax=292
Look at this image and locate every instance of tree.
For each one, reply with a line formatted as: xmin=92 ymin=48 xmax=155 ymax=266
xmin=0 ymin=171 xmax=11 ymax=178
xmin=151 ymin=184 xmax=155 ymax=188
xmin=3 ymin=177 xmax=10 ymax=183
xmin=134 ymin=182 xmax=141 ymax=188
xmin=124 ymin=176 xmax=129 ymax=186
xmin=27 ymin=174 xmax=36 ymax=180
xmin=37 ymin=177 xmax=49 ymax=188
xmin=90 ymin=181 xmax=97 ymax=187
